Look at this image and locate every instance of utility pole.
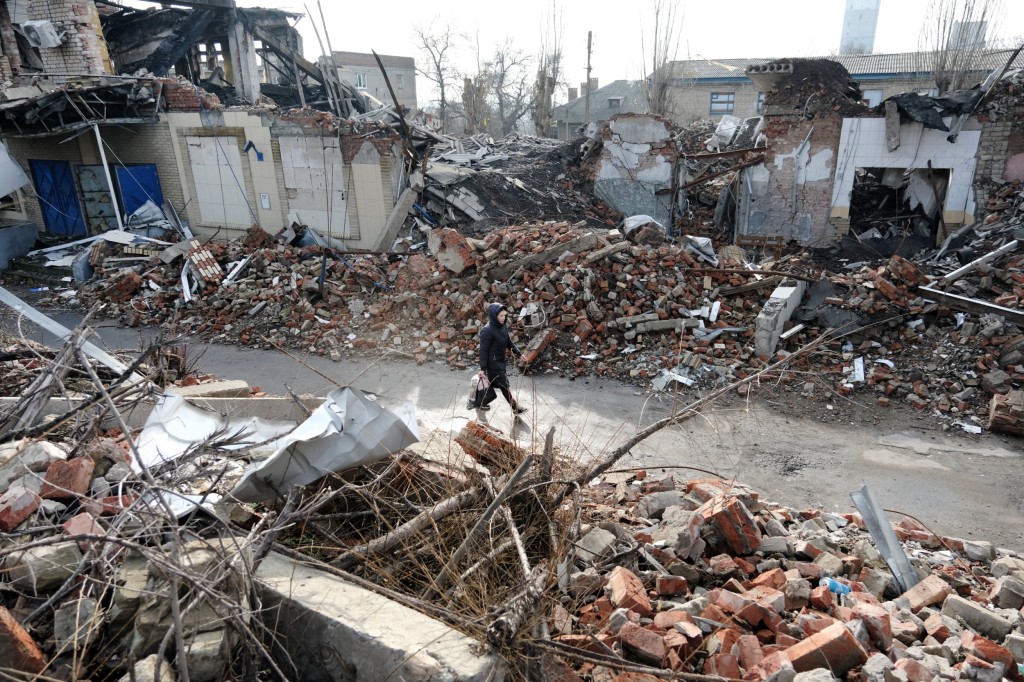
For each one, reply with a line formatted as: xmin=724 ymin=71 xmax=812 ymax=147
xmin=584 ymin=31 xmax=592 ymax=125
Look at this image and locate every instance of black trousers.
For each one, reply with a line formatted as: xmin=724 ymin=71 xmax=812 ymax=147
xmin=481 ymin=364 xmax=516 ymax=408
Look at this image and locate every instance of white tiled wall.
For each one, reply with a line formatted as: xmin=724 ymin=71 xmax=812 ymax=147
xmin=351 ymin=141 xmax=389 ymax=244
xmin=831 ymin=118 xmax=980 ymax=222
xmin=185 ymin=136 xmax=253 ymax=226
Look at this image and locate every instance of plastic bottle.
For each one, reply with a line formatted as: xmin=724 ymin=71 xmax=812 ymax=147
xmin=819 ymin=577 xmax=851 ymax=595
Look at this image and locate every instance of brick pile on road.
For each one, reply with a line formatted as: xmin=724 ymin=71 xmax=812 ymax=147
xmin=36 ymin=207 xmax=1024 ymax=434
xmin=543 ymin=468 xmax=1024 ymax=681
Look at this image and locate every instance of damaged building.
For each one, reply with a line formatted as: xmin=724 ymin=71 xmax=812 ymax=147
xmin=731 ymin=52 xmax=1024 ymax=246
xmin=0 ymin=0 xmax=410 ymax=254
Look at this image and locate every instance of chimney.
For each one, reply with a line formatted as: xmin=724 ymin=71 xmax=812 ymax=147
xmin=568 ymin=87 xmax=578 ymax=101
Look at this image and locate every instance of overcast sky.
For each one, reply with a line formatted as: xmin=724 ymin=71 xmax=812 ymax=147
xmin=227 ymin=0 xmax=1023 ymax=105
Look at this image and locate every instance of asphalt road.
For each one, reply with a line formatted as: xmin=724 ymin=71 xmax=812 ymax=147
xmin=4 ymin=301 xmax=1024 ymax=551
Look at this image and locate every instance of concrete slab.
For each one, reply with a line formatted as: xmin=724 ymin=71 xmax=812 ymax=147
xmin=255 ymin=552 xmax=505 ymax=681
xmin=0 ymin=222 xmax=37 ymax=271
xmin=754 ymin=281 xmax=807 ymax=358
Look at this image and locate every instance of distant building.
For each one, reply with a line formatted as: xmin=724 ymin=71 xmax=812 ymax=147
xmin=550 ymin=80 xmax=648 ymax=140
xmin=840 ymin=0 xmax=881 ymax=55
xmin=330 ymin=51 xmax=417 ymax=111
xmin=664 ymin=49 xmax=1024 ymax=124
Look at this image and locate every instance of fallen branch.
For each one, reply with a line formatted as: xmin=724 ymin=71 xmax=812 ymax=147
xmin=486 ymin=565 xmax=548 ymax=645
xmin=331 ymin=487 xmax=484 ymax=569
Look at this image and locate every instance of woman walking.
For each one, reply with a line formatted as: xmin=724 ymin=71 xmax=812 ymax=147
xmin=471 ymin=303 xmax=527 ymax=414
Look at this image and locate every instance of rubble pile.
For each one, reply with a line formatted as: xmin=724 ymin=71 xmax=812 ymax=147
xmin=17 ymin=202 xmax=1024 ymax=434
xmin=542 ymin=468 xmax=1024 ymax=681
xmin=1 ymin=316 xmax=1023 ymax=679
xmin=764 ymin=59 xmax=870 ymax=118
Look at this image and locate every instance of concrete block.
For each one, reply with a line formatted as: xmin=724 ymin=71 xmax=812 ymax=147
xmin=255 ymin=552 xmax=505 ymax=681
xmin=166 ymin=380 xmax=251 ymax=399
xmin=576 ymin=527 xmax=616 ymax=563
xmin=754 ymin=281 xmax=807 ymax=358
xmin=108 ymin=554 xmax=150 ymax=633
xmin=759 ymin=536 xmax=792 ymax=554
xmin=861 ymin=652 xmax=894 ymax=682
xmin=7 ymin=541 xmax=83 ymax=592
xmin=0 ymin=440 xmax=67 ymax=494
xmin=54 ymin=597 xmax=99 ymax=650
xmin=940 ymin=595 xmax=1016 ymax=641
xmin=793 ymin=669 xmax=838 ymax=682
xmin=963 ymin=540 xmax=996 ymax=562
xmin=637 ymin=490 xmax=683 ymax=519
xmin=991 ymin=557 xmax=1024 ymax=580
xmin=989 ymin=575 xmax=1024 ymax=610
xmin=117 ymin=654 xmax=175 ymax=682
xmin=184 ymin=629 xmax=230 ymax=682
xmin=1005 ymin=632 xmax=1024 ymax=664
xmin=0 ymin=222 xmax=38 ymax=271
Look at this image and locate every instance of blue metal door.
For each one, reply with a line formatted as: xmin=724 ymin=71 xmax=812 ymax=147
xmin=28 ymin=159 xmax=87 ymax=236
xmin=116 ymin=164 xmax=164 ymax=217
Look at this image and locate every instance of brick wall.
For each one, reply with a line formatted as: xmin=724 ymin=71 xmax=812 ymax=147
xmin=28 ymin=0 xmax=112 ymax=79
xmin=972 ymin=121 xmax=1011 ymax=213
xmin=98 ymin=119 xmax=186 ymax=219
xmin=4 ymin=136 xmax=87 ymax=232
xmin=740 ymin=115 xmax=844 ymax=245
xmin=667 ymin=74 xmax=936 ymax=125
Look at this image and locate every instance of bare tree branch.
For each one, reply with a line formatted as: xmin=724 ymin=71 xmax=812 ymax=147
xmin=641 ymin=0 xmax=684 ymax=117
xmin=919 ymin=0 xmax=1005 ymax=93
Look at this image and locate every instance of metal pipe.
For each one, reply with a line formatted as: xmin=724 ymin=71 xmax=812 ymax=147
xmin=93 ymin=123 xmax=124 ymax=231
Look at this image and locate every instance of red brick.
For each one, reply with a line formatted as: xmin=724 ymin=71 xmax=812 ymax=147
xmin=752 ymin=568 xmax=787 ymax=590
xmin=536 ymin=653 xmax=583 ymax=682
xmin=62 ymin=511 xmax=104 ymax=551
xmin=923 ymin=613 xmax=950 ymax=641
xmin=0 ymin=487 xmax=41 ymax=532
xmin=709 ymin=652 xmax=742 ymax=678
xmin=618 ymin=622 xmax=666 ymax=667
xmin=39 ymin=457 xmax=95 ymax=500
xmin=737 ymin=633 xmax=764 ymax=672
xmin=655 ymin=575 xmax=689 ymax=597
xmin=0 ymin=605 xmax=45 ymax=674
xmin=82 ymin=494 xmax=135 ymax=517
xmin=962 ymin=632 xmax=1017 ymax=677
xmin=754 ymin=650 xmax=795 ymax=682
xmin=809 ymin=585 xmax=833 ymax=611
xmin=899 ymin=574 xmax=952 ymax=613
xmin=895 ymin=658 xmax=933 ymax=682
xmin=653 ymin=610 xmax=694 ymax=630
xmin=700 ymin=495 xmax=762 ymax=554
xmin=606 ymin=566 xmax=652 ymax=617
xmin=852 ymin=601 xmax=892 ymax=651
xmin=784 ymin=622 xmax=867 ymax=675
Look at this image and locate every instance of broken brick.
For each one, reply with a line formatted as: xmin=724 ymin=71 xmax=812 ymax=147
xmin=606 ymin=566 xmax=653 ymax=617
xmin=0 ymin=487 xmax=41 ymax=532
xmin=619 ymin=622 xmax=666 ymax=667
xmin=39 ymin=457 xmax=95 ymax=500
xmin=784 ymin=621 xmax=868 ymax=675
xmin=0 ymin=605 xmax=45 ymax=674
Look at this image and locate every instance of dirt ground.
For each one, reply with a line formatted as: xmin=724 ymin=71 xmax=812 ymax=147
xmin=3 ymin=286 xmax=1022 ymax=552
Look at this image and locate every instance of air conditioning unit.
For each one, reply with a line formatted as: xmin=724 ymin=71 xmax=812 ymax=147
xmin=22 ymin=20 xmax=66 ymax=49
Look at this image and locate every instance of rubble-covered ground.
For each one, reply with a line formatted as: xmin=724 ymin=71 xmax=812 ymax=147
xmin=7 ymin=173 xmax=1022 ymax=439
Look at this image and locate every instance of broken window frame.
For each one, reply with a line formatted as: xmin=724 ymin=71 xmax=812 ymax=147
xmin=355 ymin=73 xmax=367 ymax=89
xmin=709 ymin=92 xmax=735 ymax=115
xmin=756 ymin=91 xmax=765 ymax=114
xmin=0 ymin=189 xmax=26 ymax=218
xmin=607 ymin=97 xmax=622 ymax=109
xmin=862 ymin=88 xmax=884 ymax=107
xmin=396 ymin=74 xmax=405 ymax=90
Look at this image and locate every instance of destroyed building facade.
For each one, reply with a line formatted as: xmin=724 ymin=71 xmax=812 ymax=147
xmin=0 ymin=0 xmax=408 ymax=253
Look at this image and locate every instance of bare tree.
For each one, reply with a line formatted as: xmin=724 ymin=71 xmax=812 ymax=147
xmin=462 ymin=32 xmax=494 ymax=136
xmin=415 ymin=22 xmax=460 ymax=132
xmin=533 ymin=1 xmax=564 ymax=137
xmin=640 ymin=0 xmax=683 ymax=117
xmin=490 ymin=40 xmax=534 ymax=135
xmin=919 ymin=0 xmax=1005 ymax=93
